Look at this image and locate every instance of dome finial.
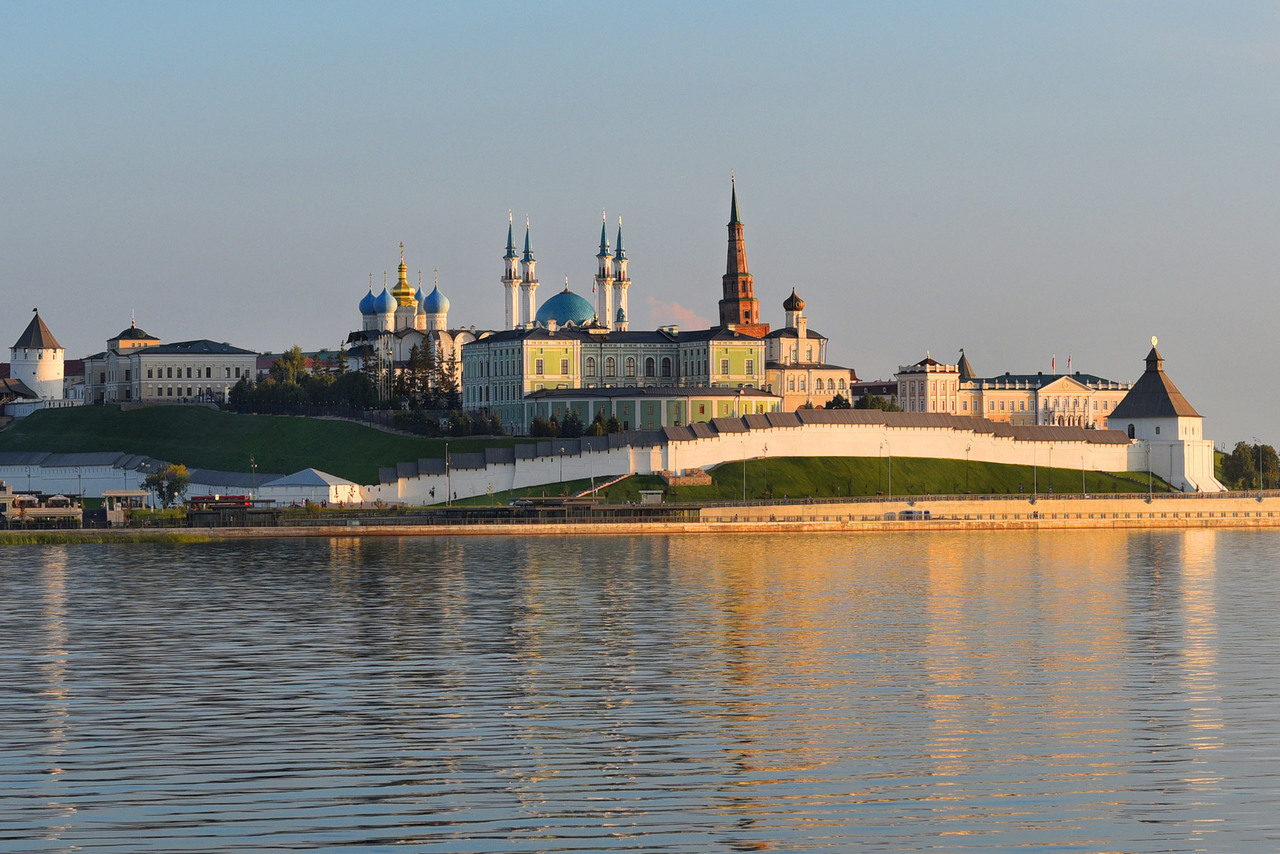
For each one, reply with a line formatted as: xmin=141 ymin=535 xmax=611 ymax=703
xmin=399 ymin=241 xmax=404 ymax=263
xmin=564 ymin=275 xmax=570 ymax=292
xmin=434 ymin=268 xmax=439 ymax=287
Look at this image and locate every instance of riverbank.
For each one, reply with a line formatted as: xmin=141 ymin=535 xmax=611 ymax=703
xmin=5 ymin=493 xmax=1279 ymax=542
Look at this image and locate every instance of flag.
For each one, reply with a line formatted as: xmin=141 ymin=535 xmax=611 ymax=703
xmin=1052 ymin=354 xmax=1056 ymax=373
xmin=1067 ymin=355 xmax=1072 ymax=373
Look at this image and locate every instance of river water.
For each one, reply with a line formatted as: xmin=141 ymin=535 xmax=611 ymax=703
xmin=2 ymin=530 xmax=1278 ymax=852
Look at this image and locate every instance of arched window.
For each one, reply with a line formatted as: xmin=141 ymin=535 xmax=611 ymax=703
xmin=661 ymin=357 xmax=672 ymax=377
xmin=585 ymin=357 xmax=596 ymax=377
xmin=827 ymin=378 xmax=835 ymax=391
xmin=625 ymin=357 xmax=636 ymax=377
xmin=839 ymin=379 xmax=846 ymax=389
xmin=605 ymin=357 xmax=616 ymax=377
xmin=1128 ymin=424 xmax=1136 ymax=439
xmin=645 ymin=357 xmax=655 ymax=377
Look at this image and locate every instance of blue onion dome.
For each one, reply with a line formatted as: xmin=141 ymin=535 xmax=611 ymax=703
xmin=535 ymin=286 xmax=595 ymax=327
xmin=414 ymin=287 xmax=427 ymax=308
xmin=422 ymin=285 xmax=450 ymax=314
xmin=359 ymin=289 xmax=377 ymax=315
xmin=374 ymin=288 xmax=397 ymax=314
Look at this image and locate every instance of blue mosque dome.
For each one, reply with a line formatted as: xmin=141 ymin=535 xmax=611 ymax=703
xmin=374 ymin=288 xmax=397 ymax=314
xmin=421 ymin=285 xmax=450 ymax=315
xmin=535 ymin=286 xmax=595 ymax=327
xmin=358 ymin=289 xmax=377 ymax=316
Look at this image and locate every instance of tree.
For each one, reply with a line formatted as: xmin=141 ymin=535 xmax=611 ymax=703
xmin=1223 ymin=441 xmax=1259 ymax=490
xmin=606 ymin=414 xmax=623 ymax=434
xmin=270 ymin=345 xmax=309 ymax=386
xmin=143 ymin=464 xmax=191 ymax=509
xmin=561 ymin=410 xmax=585 ymax=438
xmin=826 ymin=393 xmax=852 ymax=410
xmin=855 ymin=392 xmax=901 ymax=412
xmin=589 ymin=411 xmax=608 ymax=436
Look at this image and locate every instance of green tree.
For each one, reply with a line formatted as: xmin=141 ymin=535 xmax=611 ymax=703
xmin=1223 ymin=441 xmax=1259 ymax=489
xmin=270 ymin=345 xmax=309 ymax=386
xmin=561 ymin=409 xmax=585 ymax=438
xmin=826 ymin=393 xmax=852 ymax=409
xmin=855 ymin=392 xmax=901 ymax=412
xmin=606 ymin=414 xmax=623 ymax=433
xmin=143 ymin=464 xmax=191 ymax=509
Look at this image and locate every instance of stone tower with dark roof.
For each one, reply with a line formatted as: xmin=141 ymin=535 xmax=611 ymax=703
xmin=717 ymin=177 xmax=769 ymax=338
xmin=10 ymin=309 xmax=64 ymax=400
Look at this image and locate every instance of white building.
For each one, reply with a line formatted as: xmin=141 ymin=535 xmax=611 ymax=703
xmin=4 ymin=310 xmax=80 ymax=417
xmin=1108 ymin=342 xmax=1223 ymax=492
xmin=83 ymin=321 xmax=256 ymax=404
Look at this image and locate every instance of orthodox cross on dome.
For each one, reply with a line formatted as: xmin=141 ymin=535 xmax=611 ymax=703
xmin=434 ymin=269 xmax=439 ymax=287
xmin=400 ymin=242 xmax=404 ymax=263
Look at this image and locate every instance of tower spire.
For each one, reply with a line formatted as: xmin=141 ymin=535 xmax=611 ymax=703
xmin=598 ymin=209 xmax=609 ymax=256
xmin=718 ymin=175 xmax=767 ymax=336
xmin=505 ymin=211 xmax=517 ymax=260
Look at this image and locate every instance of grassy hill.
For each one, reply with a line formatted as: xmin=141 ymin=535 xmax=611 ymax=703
xmin=3 ymin=405 xmax=1172 ymax=496
xmin=460 ymin=455 xmax=1171 ymax=505
xmin=0 ymin=406 xmax=504 ymax=484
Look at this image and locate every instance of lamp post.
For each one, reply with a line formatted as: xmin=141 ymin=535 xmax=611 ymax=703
xmin=559 ymin=445 xmax=565 ymax=485
xmin=1081 ymin=453 xmax=1087 ymax=496
xmin=1047 ymin=444 xmax=1054 ymax=494
xmin=884 ymin=438 xmax=892 ymax=498
xmin=1146 ymin=442 xmax=1152 ymax=498
xmin=965 ymin=441 xmax=971 ymax=493
xmin=1032 ymin=444 xmax=1038 ymax=499
xmin=250 ymin=454 xmax=257 ymax=499
xmin=444 ymin=442 xmax=451 ymax=506
xmin=1254 ymin=437 xmax=1263 ymax=497
xmin=742 ymin=439 xmax=748 ymax=502
xmin=763 ymin=443 xmax=768 ymax=496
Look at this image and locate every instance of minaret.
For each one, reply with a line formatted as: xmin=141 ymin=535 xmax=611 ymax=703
xmin=519 ymin=216 xmax=539 ymax=327
xmin=594 ymin=210 xmax=615 ymax=330
xmin=613 ymin=216 xmax=629 ymax=333
xmin=502 ymin=212 xmax=521 ymax=330
xmin=718 ymin=175 xmax=767 ymax=336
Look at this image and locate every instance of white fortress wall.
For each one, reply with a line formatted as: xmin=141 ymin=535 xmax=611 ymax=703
xmin=370 ymin=413 xmax=1142 ymax=505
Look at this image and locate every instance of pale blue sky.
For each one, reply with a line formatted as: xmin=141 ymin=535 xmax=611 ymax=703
xmin=4 ymin=2 xmax=1279 ymax=442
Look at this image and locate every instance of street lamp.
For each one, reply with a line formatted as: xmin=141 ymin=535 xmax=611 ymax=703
xmin=742 ymin=439 xmax=748 ymax=502
xmin=1032 ymin=443 xmax=1038 ymax=499
xmin=965 ymin=441 xmax=971 ymax=493
xmin=559 ymin=446 xmax=565 ymax=484
xmin=1047 ymin=444 xmax=1054 ymax=494
xmin=763 ymin=443 xmax=768 ymax=496
xmin=1254 ymin=437 xmax=1263 ymax=497
xmin=250 ymin=454 xmax=257 ymax=499
xmin=884 ymin=438 xmax=892 ymax=498
xmin=444 ymin=442 xmax=451 ymax=506
xmin=1145 ymin=442 xmax=1152 ymax=499
xmin=1081 ymin=453 xmax=1087 ymax=496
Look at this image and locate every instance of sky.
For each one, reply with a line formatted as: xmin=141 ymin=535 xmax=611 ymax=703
xmin=3 ymin=1 xmax=1279 ymax=444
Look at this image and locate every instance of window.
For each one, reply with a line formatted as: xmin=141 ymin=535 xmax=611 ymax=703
xmin=625 ymin=357 xmax=636 ymax=377
xmin=788 ymin=378 xmax=795 ymax=391
xmin=606 ymin=357 xmax=616 ymax=377
xmin=226 ymin=367 xmax=232 ymax=378
xmin=535 ymin=359 xmax=544 ymax=375
xmin=1155 ymin=426 xmax=1161 ymax=435
xmin=206 ymin=367 xmax=212 ymax=378
xmin=962 ymin=401 xmax=968 ymax=411
xmin=807 ymin=346 xmax=813 ymax=360
xmin=1128 ymin=424 xmax=1135 ymax=439
xmin=1103 ymin=400 xmax=1109 ymax=410
xmin=235 ymin=367 xmax=241 ymax=377
xmin=167 ymin=367 xmax=173 ymax=378
xmin=989 ymin=401 xmax=995 ymax=410
xmin=745 ymin=358 xmax=754 ymax=375
xmin=100 ymin=372 xmax=106 ymax=383
xmin=720 ymin=358 xmax=730 ymax=375
xmin=186 ymin=367 xmax=192 ymax=379
xmin=839 ymin=379 xmax=846 ymax=390
xmin=1000 ymin=401 xmax=1005 ymax=411
xmin=645 ymin=357 xmax=655 ymax=377
xmin=560 ymin=358 xmax=569 ymax=374
xmin=147 ymin=368 xmax=153 ymax=379
xmin=124 ymin=370 xmax=131 ymax=382
xmin=1019 ymin=401 xmax=1025 ymax=411
xmin=585 ymin=357 xmax=596 ymax=377
xmin=799 ymin=378 xmax=806 ymax=391
xmin=662 ymin=357 xmax=672 ymax=377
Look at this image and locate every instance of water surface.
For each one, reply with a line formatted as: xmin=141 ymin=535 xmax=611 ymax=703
xmin=2 ymin=530 xmax=1278 ymax=851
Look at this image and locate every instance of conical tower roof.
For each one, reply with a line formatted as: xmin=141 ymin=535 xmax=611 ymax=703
xmin=1110 ymin=345 xmax=1200 ymax=419
xmin=957 ymin=349 xmax=975 ymax=382
xmin=13 ymin=311 xmax=61 ymax=350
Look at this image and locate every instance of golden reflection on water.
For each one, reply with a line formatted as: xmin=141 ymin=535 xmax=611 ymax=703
xmin=38 ymin=547 xmax=73 ymax=841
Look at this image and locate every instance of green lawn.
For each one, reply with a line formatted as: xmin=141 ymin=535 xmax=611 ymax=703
xmin=0 ymin=406 xmax=508 ymax=484
xmin=454 ymin=455 xmax=1172 ymax=506
xmin=2 ymin=406 xmax=1174 ymax=497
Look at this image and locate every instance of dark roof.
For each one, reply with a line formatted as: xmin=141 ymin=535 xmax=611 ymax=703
xmin=138 ymin=340 xmax=257 ymax=356
xmin=957 ymin=350 xmax=975 ymax=382
xmin=764 ymin=327 xmax=827 ymax=341
xmin=0 ymin=377 xmax=38 ymax=400
xmin=1109 ymin=347 xmax=1200 ymax=419
xmin=113 ymin=325 xmax=157 ymax=341
xmin=525 ymin=385 xmax=781 ymax=401
xmin=12 ymin=313 xmax=61 ymax=350
xmin=766 ymin=360 xmax=852 ymax=371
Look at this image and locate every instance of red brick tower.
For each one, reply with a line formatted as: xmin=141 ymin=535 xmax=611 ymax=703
xmin=718 ymin=177 xmax=769 ymax=337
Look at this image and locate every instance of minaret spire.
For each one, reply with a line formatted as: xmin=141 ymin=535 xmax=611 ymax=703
xmin=519 ymin=215 xmax=538 ymax=327
xmin=595 ymin=210 xmax=615 ymax=328
xmin=502 ymin=211 xmax=522 ymax=329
